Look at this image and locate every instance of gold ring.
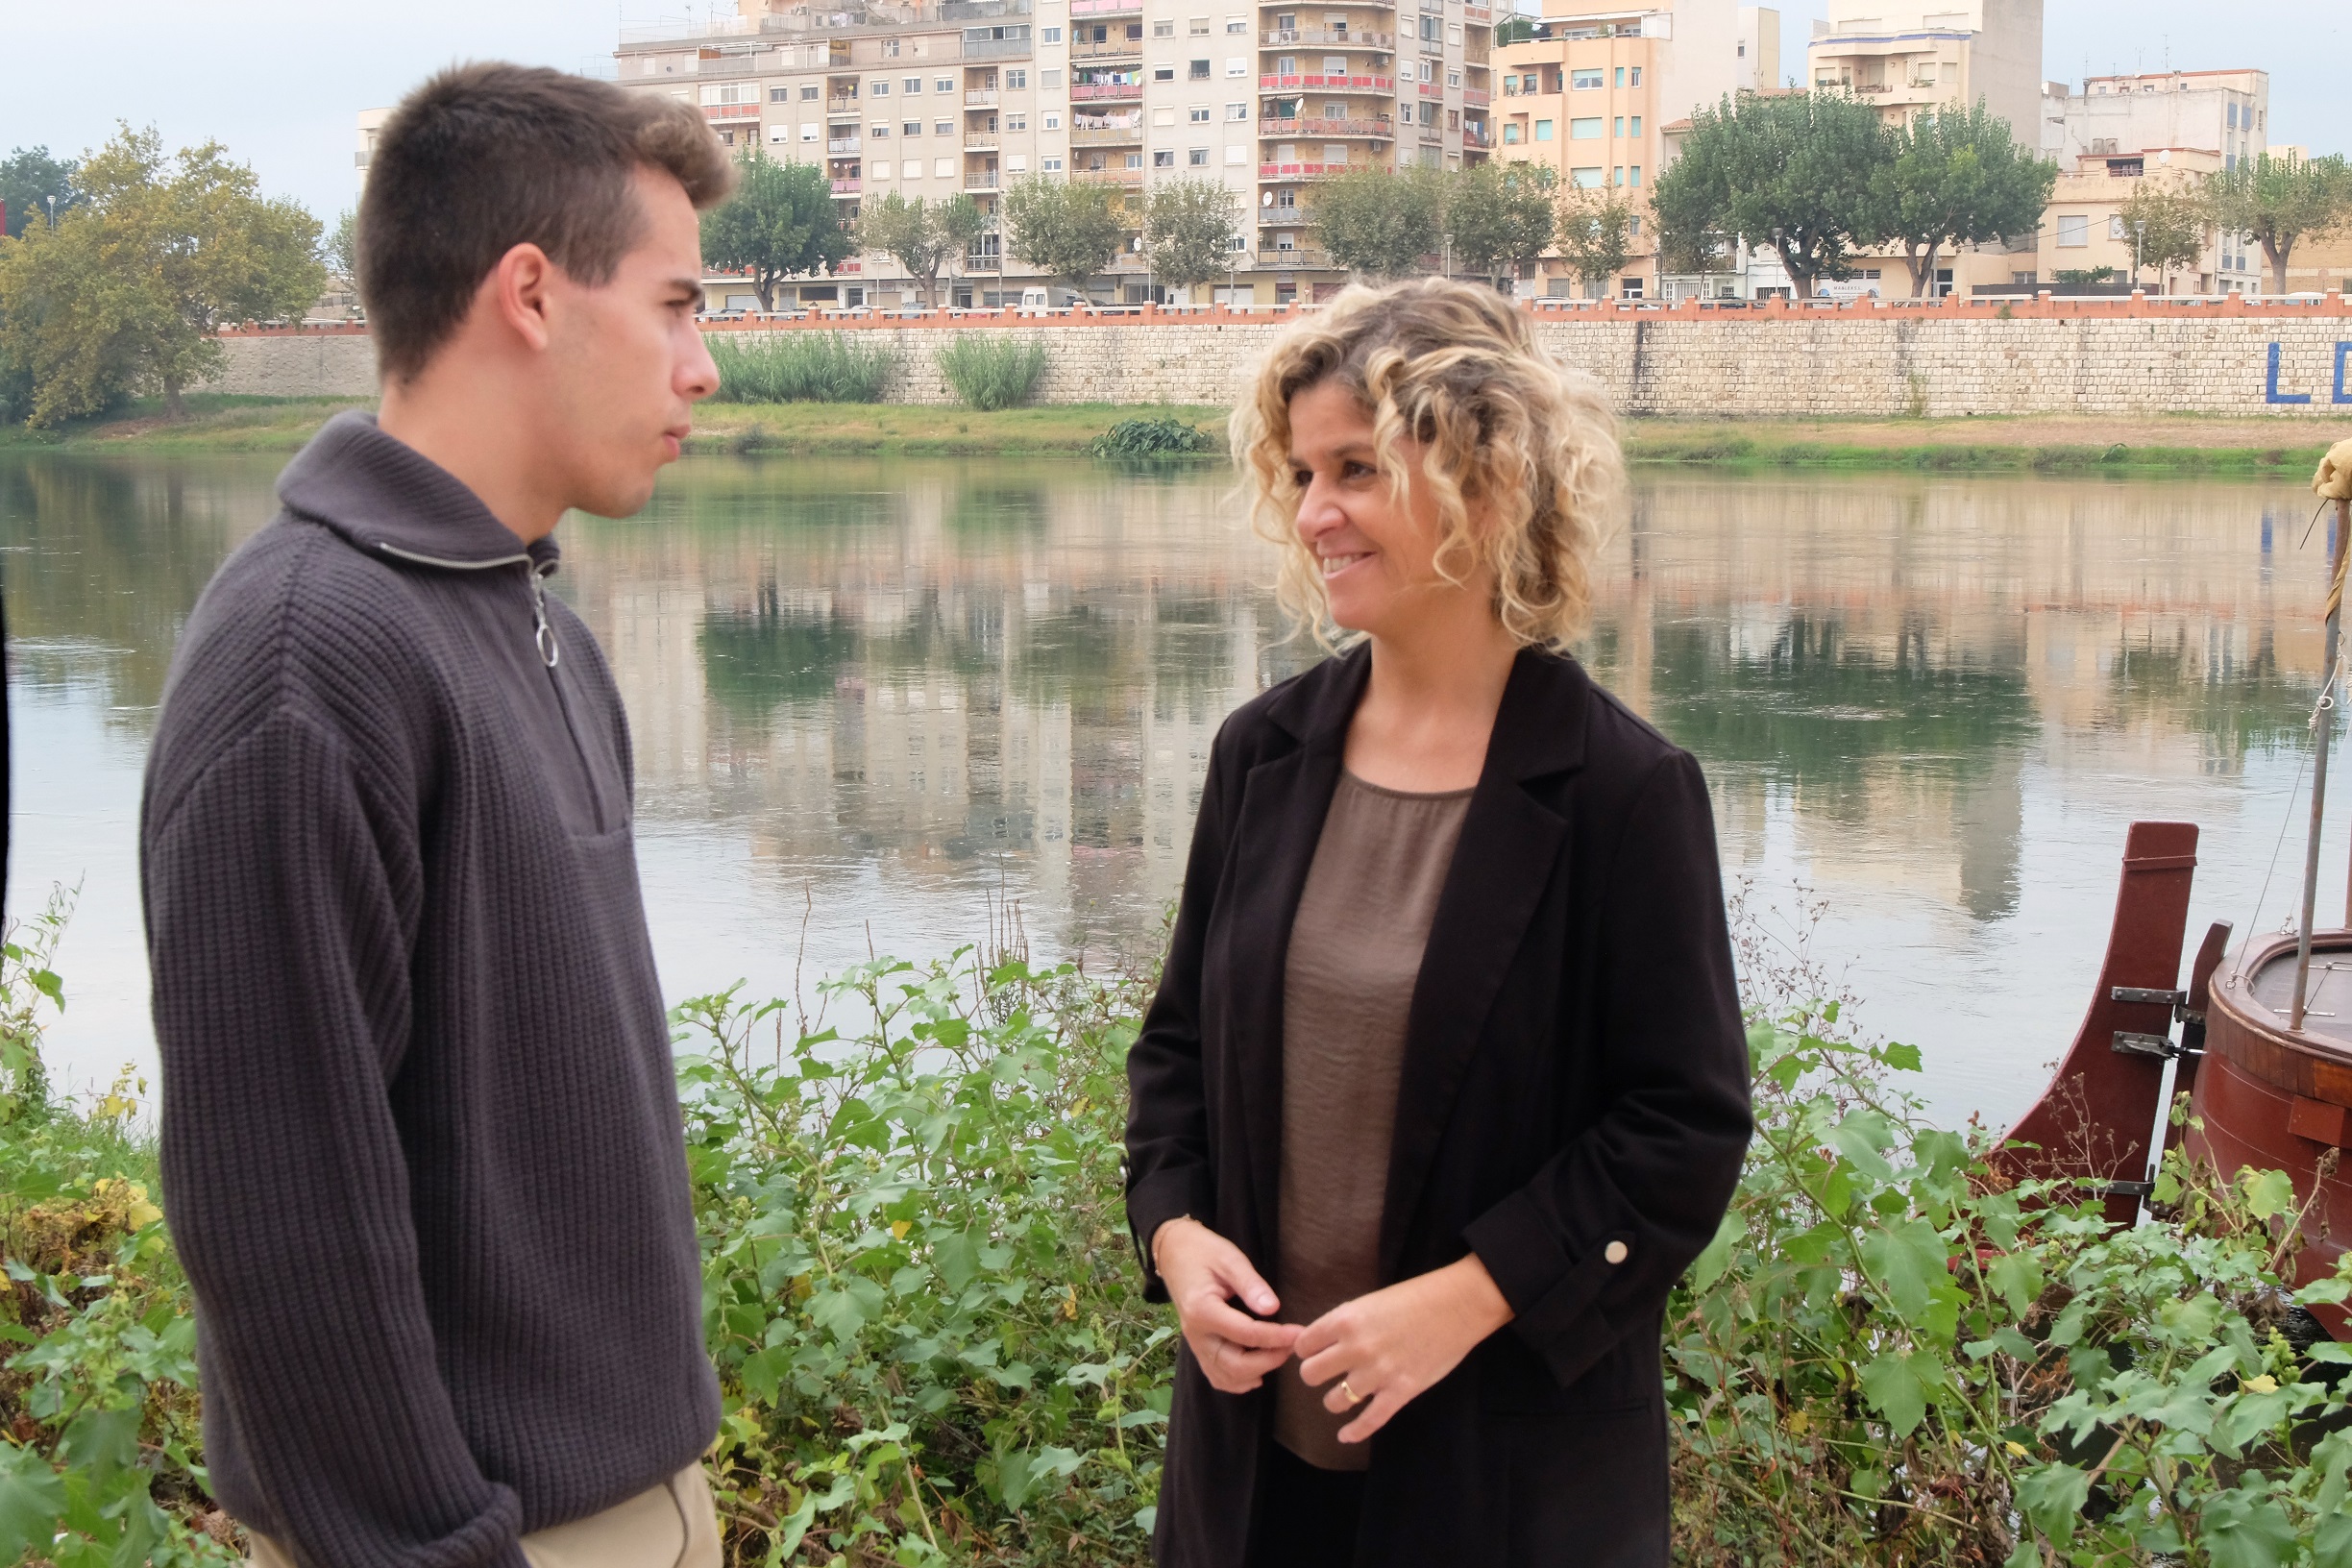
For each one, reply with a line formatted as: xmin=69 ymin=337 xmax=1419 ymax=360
xmin=1340 ymin=1379 xmax=1364 ymax=1407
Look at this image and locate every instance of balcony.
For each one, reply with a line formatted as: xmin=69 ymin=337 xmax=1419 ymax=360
xmin=1461 ymin=86 xmax=1489 ymax=105
xmin=1072 ymin=79 xmax=1145 ymax=100
xmin=965 ymin=172 xmax=1002 ymax=191
xmin=964 ymin=36 xmax=1033 ymax=61
xmin=965 ymin=135 xmax=999 ymax=151
xmin=828 ymin=135 xmax=863 ymax=154
xmin=1071 ymin=38 xmax=1143 ymax=61
xmin=1262 ymin=27 xmax=1394 ymax=47
xmin=1070 ymin=122 xmax=1145 ymax=145
xmin=831 ymin=178 xmax=863 ymax=194
xmin=1259 ymin=73 xmax=1395 ymax=93
xmin=964 ymin=89 xmax=999 ymax=106
xmin=1069 ymin=0 xmax=1142 ymax=12
xmin=1462 ymin=3 xmax=1491 ymax=19
xmin=827 ymin=97 xmax=860 ymax=115
xmin=1255 ymin=247 xmax=1333 ymax=269
xmin=701 ymin=102 xmax=760 ymax=121
xmin=1260 ymin=116 xmax=1394 ymax=139
xmin=1073 ymin=167 xmax=1145 ymax=188
xmin=1259 ymin=160 xmax=1350 ymax=180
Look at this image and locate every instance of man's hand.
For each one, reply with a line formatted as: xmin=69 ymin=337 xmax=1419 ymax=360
xmin=1293 ymin=1255 xmax=1513 ymax=1444
xmin=1153 ymin=1217 xmax=1303 ymax=1393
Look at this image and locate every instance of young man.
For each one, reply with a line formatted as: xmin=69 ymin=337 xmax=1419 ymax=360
xmin=140 ymin=64 xmax=734 ymax=1568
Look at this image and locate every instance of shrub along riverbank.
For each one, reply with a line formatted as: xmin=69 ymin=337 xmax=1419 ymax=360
xmin=5 ymin=887 xmax=2351 ymax=1566
xmin=0 ymin=396 xmax=2339 ymax=473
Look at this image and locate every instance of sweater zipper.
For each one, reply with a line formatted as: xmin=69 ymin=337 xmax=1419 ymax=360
xmin=377 ymin=542 xmax=603 ymax=824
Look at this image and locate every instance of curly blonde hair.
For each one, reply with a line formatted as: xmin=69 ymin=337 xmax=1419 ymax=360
xmin=1232 ymin=278 xmax=1625 ymax=651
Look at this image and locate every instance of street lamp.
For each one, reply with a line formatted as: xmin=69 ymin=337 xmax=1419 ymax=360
xmin=45 ymin=194 xmax=57 ymax=229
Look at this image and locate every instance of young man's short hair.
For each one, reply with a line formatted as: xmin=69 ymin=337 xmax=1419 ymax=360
xmin=357 ymin=62 xmax=736 ymax=383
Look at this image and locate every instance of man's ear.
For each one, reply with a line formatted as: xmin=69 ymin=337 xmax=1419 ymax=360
xmin=484 ymin=242 xmax=558 ymax=354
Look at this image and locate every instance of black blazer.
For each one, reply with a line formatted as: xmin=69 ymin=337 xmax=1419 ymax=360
xmin=1124 ymin=645 xmax=1752 ymax=1568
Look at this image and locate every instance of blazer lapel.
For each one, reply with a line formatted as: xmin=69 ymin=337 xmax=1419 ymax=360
xmin=1378 ymin=651 xmax=1589 ymax=1279
xmin=1224 ymin=648 xmax=1369 ymax=1262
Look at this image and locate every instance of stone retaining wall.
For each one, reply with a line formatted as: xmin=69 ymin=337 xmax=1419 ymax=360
xmin=206 ymin=301 xmax=2352 ymax=418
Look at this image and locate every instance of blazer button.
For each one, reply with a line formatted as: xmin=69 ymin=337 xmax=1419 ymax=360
xmin=1604 ymin=1240 xmax=1629 ymax=1264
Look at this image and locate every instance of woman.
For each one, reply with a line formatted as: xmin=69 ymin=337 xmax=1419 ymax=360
xmin=1123 ymin=279 xmax=1752 ymax=1568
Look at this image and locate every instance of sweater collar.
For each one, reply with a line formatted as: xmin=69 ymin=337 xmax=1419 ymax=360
xmin=278 ymin=409 xmax=559 ymax=576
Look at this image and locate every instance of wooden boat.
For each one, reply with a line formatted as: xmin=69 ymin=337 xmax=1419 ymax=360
xmin=2001 ymin=488 xmax=2352 ymax=1341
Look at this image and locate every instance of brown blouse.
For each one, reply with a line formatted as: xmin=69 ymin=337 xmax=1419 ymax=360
xmin=1273 ymin=771 xmax=1471 ymax=1471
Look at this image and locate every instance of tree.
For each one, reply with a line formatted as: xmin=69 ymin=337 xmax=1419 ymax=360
xmin=1555 ymin=185 xmax=1637 ymax=296
xmin=0 ymin=147 xmax=81 ymax=239
xmin=1651 ymin=89 xmax=1887 ymax=298
xmin=1140 ymin=177 xmax=1238 ymax=295
xmin=2115 ymin=183 xmax=2207 ymax=294
xmin=1311 ymin=163 xmax=1445 ymax=279
xmin=2202 ymin=151 xmax=2352 ymax=294
xmin=1002 ymin=175 xmax=1126 ymax=300
xmin=1446 ymin=161 xmax=1556 ymax=288
xmin=857 ymin=192 xmax=982 ymax=306
xmin=1492 ymin=13 xmax=1537 ymax=44
xmin=325 ymin=207 xmax=358 ymax=282
xmin=0 ymin=125 xmax=323 ymax=426
xmin=1868 ymin=99 xmax=2053 ymax=297
xmin=699 ymin=147 xmax=851 ymax=311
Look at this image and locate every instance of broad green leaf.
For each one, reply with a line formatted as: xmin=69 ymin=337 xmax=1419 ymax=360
xmin=2314 ymin=1508 xmax=2352 ymax=1568
xmin=57 ymin=1408 xmax=140 ymax=1484
xmin=1859 ymin=1348 xmax=1935 ymax=1438
xmin=2236 ymin=1167 xmax=2295 ymax=1220
xmin=1859 ymin=1217 xmax=1949 ymax=1321
xmin=932 ymin=1231 xmax=979 ymax=1294
xmin=2014 ymin=1462 xmax=2090 ymax=1546
xmin=2196 ymin=1487 xmax=2299 ymax=1568
xmin=1829 ymin=1109 xmax=1899 ymax=1181
xmin=0 ymin=1440 xmax=65 ymax=1563
xmin=1688 ymin=1211 xmax=1743 ymax=1292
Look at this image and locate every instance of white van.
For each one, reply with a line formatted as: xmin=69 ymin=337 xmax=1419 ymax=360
xmin=1018 ymin=287 xmax=1051 ymax=313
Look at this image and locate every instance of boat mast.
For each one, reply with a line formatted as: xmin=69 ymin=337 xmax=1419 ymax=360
xmin=2291 ymin=496 xmax=2351 ymax=1030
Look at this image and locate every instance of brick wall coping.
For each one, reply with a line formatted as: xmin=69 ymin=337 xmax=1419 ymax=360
xmin=210 ymin=289 xmax=2352 ymax=339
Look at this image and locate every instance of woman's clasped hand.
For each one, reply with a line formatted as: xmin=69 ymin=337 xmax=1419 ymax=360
xmin=1154 ymin=1217 xmax=1513 ymax=1444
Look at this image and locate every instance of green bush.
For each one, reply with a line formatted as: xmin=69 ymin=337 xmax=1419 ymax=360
xmin=1087 ymin=418 xmax=1217 ymax=461
xmin=9 ymin=886 xmax=2352 ymax=1568
xmin=707 ymin=332 xmax=894 ymax=404
xmin=936 ymin=336 xmax=1047 ymax=411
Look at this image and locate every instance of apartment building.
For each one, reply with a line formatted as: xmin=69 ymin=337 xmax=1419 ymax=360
xmin=1492 ymin=0 xmax=1768 ymax=298
xmin=613 ymin=0 xmax=1492 ymax=306
xmin=1804 ymin=0 xmax=2044 ymax=143
xmin=2050 ymin=69 xmax=2269 ymax=174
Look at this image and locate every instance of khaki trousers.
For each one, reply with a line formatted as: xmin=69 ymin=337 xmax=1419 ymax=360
xmin=249 ymin=1465 xmax=722 ymax=1568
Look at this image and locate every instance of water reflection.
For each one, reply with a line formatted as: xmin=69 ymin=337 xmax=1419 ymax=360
xmin=4 ymin=452 xmax=2340 ymax=1129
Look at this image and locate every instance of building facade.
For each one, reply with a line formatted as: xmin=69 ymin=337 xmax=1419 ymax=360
xmin=611 ymin=0 xmax=1491 ymax=306
xmin=1803 ymin=0 xmax=2044 ymax=144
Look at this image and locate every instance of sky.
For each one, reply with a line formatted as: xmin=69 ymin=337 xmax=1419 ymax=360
xmin=1 ymin=0 xmax=2344 ymax=223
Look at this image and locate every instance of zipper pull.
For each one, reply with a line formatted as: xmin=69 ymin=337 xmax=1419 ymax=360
xmin=529 ymin=564 xmax=560 ymax=668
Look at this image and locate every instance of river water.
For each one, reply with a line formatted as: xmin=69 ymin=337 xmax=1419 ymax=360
xmin=5 ymin=450 xmax=2342 ymax=1130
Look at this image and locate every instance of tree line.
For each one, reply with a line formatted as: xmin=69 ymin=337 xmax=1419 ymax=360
xmin=0 ymin=130 xmax=324 ymax=429
xmin=1653 ymin=90 xmax=2352 ymax=299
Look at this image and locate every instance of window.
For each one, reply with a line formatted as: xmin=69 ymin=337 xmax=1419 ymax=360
xmin=1613 ymin=116 xmax=1623 ymax=135
xmin=1155 ymin=149 xmax=1176 ymax=166
xmin=904 ymin=77 xmax=922 ymax=93
xmin=937 ymin=77 xmax=953 ymax=92
xmin=1154 ymin=17 xmax=1175 ymax=35
xmin=1520 ymin=72 xmax=1538 ymax=92
xmin=1325 ymin=55 xmax=1347 ymax=73
xmin=870 ymin=161 xmax=892 ymax=181
xmin=1006 ymin=68 xmax=1028 ymax=88
xmin=1419 ymin=61 xmax=1433 ymax=82
xmin=2109 ymin=214 xmax=2126 ymax=239
xmin=1629 ymin=165 xmax=1640 ymax=186
xmin=801 ymin=85 xmax=820 ymax=100
xmin=1228 ymin=102 xmax=1248 ymax=120
xmin=883 ymin=37 xmax=899 ymax=56
xmin=1043 ymin=25 xmax=1062 ymax=41
xmin=1420 ymin=13 xmax=1439 ymax=41
xmin=2056 ymin=213 xmax=2089 ymax=247
xmin=1125 ymin=152 xmax=1144 ymax=168
xmin=1007 ymin=112 xmax=1028 ymax=130
xmin=1570 ymin=116 xmax=1602 ymax=137
xmin=1042 ymin=111 xmax=1061 ymax=128
xmin=1630 ymin=115 xmax=1641 ymax=135
xmin=1534 ymin=119 xmax=1553 ymax=140
xmin=1629 ymin=66 xmax=1642 ymax=86
xmin=802 ymin=123 xmax=820 ymax=140
xmin=1155 ymin=64 xmax=1176 ymax=81
xmin=1447 ymin=69 xmax=1459 ymax=86
xmin=1007 ymin=153 xmax=1028 ymax=172
xmin=1612 ymin=165 xmax=1624 ymax=184
xmin=1324 ymin=143 xmax=1348 ymax=163
xmin=701 ymin=81 xmax=757 ymax=105
xmin=902 ymin=120 xmax=920 ymax=135
xmin=1041 ymin=68 xmax=1061 ymax=86
xmin=1227 ymin=144 xmax=1247 ymax=162
xmin=1503 ymin=122 xmax=1520 ymax=143
xmin=936 ymin=157 xmax=955 ymax=178
xmin=2227 ymin=102 xmax=2239 ymax=129
xmin=770 ymin=124 xmax=789 ymax=141
xmin=1228 ymin=57 xmax=1249 ymax=76
xmin=1190 ymin=105 xmax=1212 ymax=121
xmin=871 ymin=80 xmax=890 ymax=96
xmin=1043 ymin=155 xmax=1066 ymax=170
xmin=1613 ymin=65 xmax=1624 ymax=86
xmin=1572 ymin=68 xmax=1603 ymax=89
xmin=1189 ymin=58 xmax=1211 ymax=78
xmin=1279 ymin=55 xmax=1297 ymax=73
xmin=937 ymin=119 xmax=953 ymax=135
xmin=1189 ymin=146 xmax=1210 ymax=164
xmin=1227 ymin=15 xmax=1248 ymax=31
xmin=771 ymin=86 xmax=790 ymax=101
xmin=1190 ymin=15 xmax=1211 ymax=32
xmin=1571 ymin=165 xmax=1603 ymax=186
xmin=1154 ymin=106 xmax=1177 ymax=125
xmin=870 ymin=123 xmax=891 ymax=137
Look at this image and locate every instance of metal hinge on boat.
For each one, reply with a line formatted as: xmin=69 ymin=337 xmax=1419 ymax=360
xmin=2097 ymin=1179 xmax=2156 ymax=1199
xmin=2109 ymin=986 xmax=2207 ymax=1061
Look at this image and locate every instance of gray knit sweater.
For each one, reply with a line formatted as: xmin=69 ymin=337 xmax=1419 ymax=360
xmin=141 ymin=413 xmax=720 ymax=1568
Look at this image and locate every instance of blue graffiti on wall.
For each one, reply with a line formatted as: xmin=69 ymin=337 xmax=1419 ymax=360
xmin=2266 ymin=340 xmax=2352 ymax=404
